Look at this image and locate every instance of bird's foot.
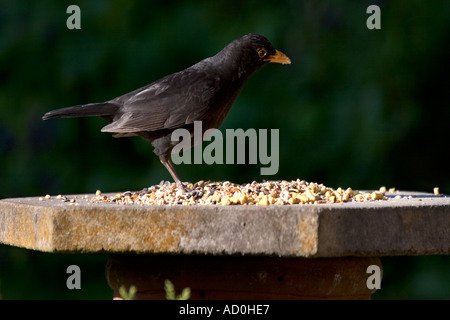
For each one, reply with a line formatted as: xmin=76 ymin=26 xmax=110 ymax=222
xmin=176 ymin=182 xmax=191 ymax=194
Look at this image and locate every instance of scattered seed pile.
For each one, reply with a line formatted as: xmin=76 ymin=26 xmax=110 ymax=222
xmin=78 ymin=179 xmax=392 ymax=206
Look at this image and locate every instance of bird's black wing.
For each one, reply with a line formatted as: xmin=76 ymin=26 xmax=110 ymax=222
xmin=101 ymin=67 xmax=218 ymax=134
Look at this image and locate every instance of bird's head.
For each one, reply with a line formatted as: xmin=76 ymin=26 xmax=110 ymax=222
xmin=215 ymin=33 xmax=291 ymax=79
xmin=241 ymin=33 xmax=291 ymax=65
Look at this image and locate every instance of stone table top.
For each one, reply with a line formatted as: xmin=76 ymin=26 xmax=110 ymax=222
xmin=0 ymin=191 xmax=449 ymax=257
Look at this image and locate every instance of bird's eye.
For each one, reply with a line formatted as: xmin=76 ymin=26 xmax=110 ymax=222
xmin=257 ymin=48 xmax=267 ymax=59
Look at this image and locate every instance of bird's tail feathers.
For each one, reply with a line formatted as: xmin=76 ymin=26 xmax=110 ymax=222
xmin=42 ymin=102 xmax=119 ymax=120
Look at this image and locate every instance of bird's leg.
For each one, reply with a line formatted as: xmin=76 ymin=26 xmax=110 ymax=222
xmin=159 ymin=155 xmax=189 ymax=193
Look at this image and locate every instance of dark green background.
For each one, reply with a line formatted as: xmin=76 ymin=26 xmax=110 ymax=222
xmin=0 ymin=0 xmax=449 ymax=299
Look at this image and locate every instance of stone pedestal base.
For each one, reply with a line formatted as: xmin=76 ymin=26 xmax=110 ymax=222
xmin=106 ymin=255 xmax=382 ymax=300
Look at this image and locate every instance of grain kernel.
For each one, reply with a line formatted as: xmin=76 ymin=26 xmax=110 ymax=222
xmin=258 ymin=195 xmax=270 ymax=206
xmin=433 ymin=187 xmax=440 ymax=196
xmin=371 ymin=191 xmax=384 ymax=200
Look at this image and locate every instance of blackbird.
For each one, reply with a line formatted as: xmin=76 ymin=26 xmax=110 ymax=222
xmin=42 ymin=33 xmax=291 ymax=193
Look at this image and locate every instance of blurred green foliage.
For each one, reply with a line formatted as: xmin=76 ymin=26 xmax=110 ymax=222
xmin=0 ymin=0 xmax=449 ymax=299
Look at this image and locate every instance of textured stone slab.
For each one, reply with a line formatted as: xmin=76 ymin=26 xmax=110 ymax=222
xmin=0 ymin=192 xmax=449 ymax=257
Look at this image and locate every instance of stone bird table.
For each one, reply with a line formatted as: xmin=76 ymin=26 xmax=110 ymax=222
xmin=0 ymin=191 xmax=449 ymax=299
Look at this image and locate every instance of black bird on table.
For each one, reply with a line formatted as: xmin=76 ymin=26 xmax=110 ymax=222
xmin=43 ymin=33 xmax=291 ymax=193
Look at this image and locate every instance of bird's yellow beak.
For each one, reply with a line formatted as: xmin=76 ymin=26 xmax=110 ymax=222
xmin=264 ymin=50 xmax=291 ymax=64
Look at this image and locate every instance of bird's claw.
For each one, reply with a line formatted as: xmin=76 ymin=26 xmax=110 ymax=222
xmin=177 ymin=182 xmax=191 ymax=194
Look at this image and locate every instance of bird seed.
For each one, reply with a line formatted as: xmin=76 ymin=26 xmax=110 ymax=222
xmin=87 ymin=179 xmax=390 ymax=206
